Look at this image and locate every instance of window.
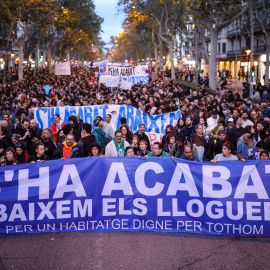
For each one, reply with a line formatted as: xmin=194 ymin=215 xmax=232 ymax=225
xmin=218 ymin=43 xmax=221 ymax=54
xmin=222 ymin=43 xmax=227 ymax=54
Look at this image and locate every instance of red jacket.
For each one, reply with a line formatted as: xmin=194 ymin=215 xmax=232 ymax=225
xmin=50 ymin=121 xmax=67 ymax=142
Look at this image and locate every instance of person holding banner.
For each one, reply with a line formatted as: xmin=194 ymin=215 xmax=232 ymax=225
xmin=211 ymin=142 xmax=238 ymax=162
xmin=135 ymin=123 xmax=151 ymax=151
xmin=105 ymin=130 xmax=130 ymax=157
xmin=53 ymin=134 xmax=81 ymax=160
xmin=147 ymin=142 xmax=171 ymax=157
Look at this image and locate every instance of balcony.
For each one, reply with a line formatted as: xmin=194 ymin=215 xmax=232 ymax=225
xmin=227 ymin=49 xmax=245 ymax=57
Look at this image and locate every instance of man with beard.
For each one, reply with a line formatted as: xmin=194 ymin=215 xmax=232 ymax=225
xmin=53 ymin=133 xmax=80 ymax=159
xmin=41 ymin=128 xmax=56 ymax=160
xmin=16 ymin=119 xmax=33 ymax=155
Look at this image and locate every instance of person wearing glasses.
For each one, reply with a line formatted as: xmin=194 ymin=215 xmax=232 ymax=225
xmin=105 ymin=130 xmax=130 ymax=157
xmin=53 ymin=133 xmax=80 ymax=159
xmin=148 ymin=142 xmax=171 ymax=157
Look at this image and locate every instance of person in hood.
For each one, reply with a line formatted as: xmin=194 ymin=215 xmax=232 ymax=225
xmin=50 ymin=114 xmax=66 ymax=142
xmin=92 ymin=117 xmax=107 ymax=150
xmin=52 ymin=134 xmax=80 ymax=159
xmin=68 ymin=115 xmax=81 ymax=142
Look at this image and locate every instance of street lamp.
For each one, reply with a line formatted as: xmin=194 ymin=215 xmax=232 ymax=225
xmin=187 ymin=53 xmax=191 ymax=58
xmin=11 ymin=52 xmax=15 ymax=58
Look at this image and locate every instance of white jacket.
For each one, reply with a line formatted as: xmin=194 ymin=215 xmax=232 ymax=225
xmin=105 ymin=139 xmax=130 ymax=157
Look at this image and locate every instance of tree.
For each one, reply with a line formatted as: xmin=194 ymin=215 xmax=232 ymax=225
xmin=254 ymin=0 xmax=270 ymax=84
xmin=187 ymin=0 xmax=248 ymax=90
xmin=0 ymin=0 xmax=60 ymax=80
xmin=118 ymin=0 xmax=188 ymax=80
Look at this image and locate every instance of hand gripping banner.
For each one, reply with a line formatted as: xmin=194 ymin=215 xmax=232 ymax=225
xmin=0 ymin=158 xmax=270 ymax=236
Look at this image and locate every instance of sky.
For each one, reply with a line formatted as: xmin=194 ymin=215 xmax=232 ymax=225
xmin=94 ymin=0 xmax=126 ymax=46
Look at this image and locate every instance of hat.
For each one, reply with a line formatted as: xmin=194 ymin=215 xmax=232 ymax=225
xmin=218 ymin=130 xmax=226 ymax=135
xmin=228 ymin=117 xmax=234 ymax=122
xmin=212 ymin=110 xmax=218 ymax=115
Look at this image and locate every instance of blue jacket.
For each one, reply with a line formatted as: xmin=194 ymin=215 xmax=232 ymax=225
xmin=237 ymin=141 xmax=256 ymax=160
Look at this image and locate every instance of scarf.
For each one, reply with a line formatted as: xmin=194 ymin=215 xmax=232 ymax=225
xmin=113 ymin=137 xmax=125 ymax=157
xmin=63 ymin=141 xmax=77 ymax=150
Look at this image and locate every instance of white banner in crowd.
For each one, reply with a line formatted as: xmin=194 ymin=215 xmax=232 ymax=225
xmin=106 ymin=65 xmax=149 ymax=86
xmin=55 ymin=62 xmax=71 ymax=75
xmin=34 ymin=105 xmax=182 ymax=145
xmin=120 ymin=80 xmax=133 ymax=90
xmin=105 ymin=77 xmax=119 ymax=87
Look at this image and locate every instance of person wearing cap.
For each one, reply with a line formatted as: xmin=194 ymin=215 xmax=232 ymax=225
xmin=206 ymin=110 xmax=219 ymax=134
xmin=134 ymin=123 xmax=151 ymax=151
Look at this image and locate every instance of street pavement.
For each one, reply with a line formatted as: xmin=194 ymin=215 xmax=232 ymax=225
xmin=0 ymin=231 xmax=270 ymax=270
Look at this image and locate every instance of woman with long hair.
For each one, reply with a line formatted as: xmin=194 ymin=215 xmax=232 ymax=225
xmin=161 ymin=125 xmax=175 ymax=145
xmin=15 ymin=143 xmax=29 ymax=163
xmin=131 ymin=134 xmax=140 ymax=154
xmin=164 ymin=133 xmax=176 ymax=153
xmin=190 ymin=133 xmax=205 ymax=162
xmin=175 ymin=118 xmax=185 ymax=136
xmin=119 ymin=124 xmax=133 ymax=145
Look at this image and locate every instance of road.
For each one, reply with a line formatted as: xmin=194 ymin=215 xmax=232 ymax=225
xmin=0 ymin=231 xmax=270 ymax=270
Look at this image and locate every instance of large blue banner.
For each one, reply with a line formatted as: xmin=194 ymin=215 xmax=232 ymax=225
xmin=0 ymin=158 xmax=269 ymax=237
xmin=34 ymin=105 xmax=182 ymax=132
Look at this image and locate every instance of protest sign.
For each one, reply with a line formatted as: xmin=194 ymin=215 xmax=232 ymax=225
xmin=0 ymin=158 xmax=269 ymax=237
xmin=105 ymin=77 xmax=119 ymax=87
xmin=55 ymin=62 xmax=71 ymax=76
xmin=120 ymin=80 xmax=132 ymax=90
xmin=108 ymin=65 xmax=149 ymax=86
xmin=99 ymin=61 xmax=108 ymax=76
xmin=34 ymin=105 xmax=182 ymax=136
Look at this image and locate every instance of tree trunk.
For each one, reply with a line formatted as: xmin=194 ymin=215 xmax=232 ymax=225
xmin=48 ymin=49 xmax=52 ymax=73
xmin=209 ymin=29 xmax=218 ymax=90
xmin=265 ymin=36 xmax=270 ymax=85
xmin=34 ymin=34 xmax=41 ymax=77
xmin=43 ymin=51 xmax=46 ymax=69
xmin=249 ymin=0 xmax=254 ymax=99
xmin=169 ymin=40 xmax=175 ymax=80
xmin=235 ymin=36 xmax=238 ymax=92
xmin=195 ymin=26 xmax=199 ymax=86
xmin=18 ymin=43 xmax=24 ymax=81
xmin=154 ymin=45 xmax=158 ymax=73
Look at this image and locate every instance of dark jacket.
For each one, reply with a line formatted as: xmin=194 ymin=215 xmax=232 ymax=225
xmin=180 ymin=125 xmax=196 ymax=141
xmin=43 ymin=141 xmax=56 ymax=160
xmin=52 ymin=143 xmax=80 ymax=160
xmin=134 ymin=131 xmax=151 ymax=151
xmin=180 ymin=153 xmax=200 ymax=162
xmin=30 ymin=126 xmax=42 ymax=140
xmin=69 ymin=115 xmax=82 ymax=142
xmin=81 ymin=134 xmax=96 ymax=156
xmin=28 ymin=155 xmax=49 ymax=162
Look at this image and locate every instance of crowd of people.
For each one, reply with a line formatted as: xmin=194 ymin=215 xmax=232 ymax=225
xmin=0 ymin=66 xmax=270 ymax=166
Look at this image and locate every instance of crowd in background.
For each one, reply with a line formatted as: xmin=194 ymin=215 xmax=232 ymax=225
xmin=0 ymin=66 xmax=270 ymax=166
